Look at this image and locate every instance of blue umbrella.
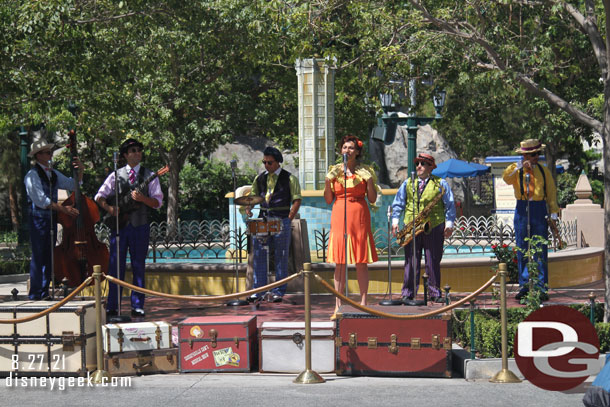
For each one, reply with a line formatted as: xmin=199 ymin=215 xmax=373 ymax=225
xmin=431 ymin=158 xmax=490 ymax=178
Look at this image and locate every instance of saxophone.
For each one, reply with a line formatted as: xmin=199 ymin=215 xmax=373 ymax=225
xmin=396 ymin=187 xmax=445 ymax=247
xmin=547 ymin=216 xmax=567 ymax=250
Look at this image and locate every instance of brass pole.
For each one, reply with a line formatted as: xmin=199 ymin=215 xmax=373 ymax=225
xmin=490 ymin=263 xmax=521 ymax=383
xmin=294 ymin=263 xmax=325 ymax=384
xmin=91 ymin=265 xmax=111 ymax=384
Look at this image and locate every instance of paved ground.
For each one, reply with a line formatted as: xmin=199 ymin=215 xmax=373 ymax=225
xmin=0 ymin=277 xmax=602 ymax=406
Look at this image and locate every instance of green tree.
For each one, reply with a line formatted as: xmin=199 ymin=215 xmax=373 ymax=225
xmin=405 ymin=0 xmax=610 ymax=319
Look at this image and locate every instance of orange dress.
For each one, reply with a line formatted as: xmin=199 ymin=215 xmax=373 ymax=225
xmin=327 ymin=173 xmax=378 ymax=264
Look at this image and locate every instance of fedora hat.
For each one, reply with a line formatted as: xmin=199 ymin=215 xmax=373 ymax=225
xmin=28 ymin=139 xmax=55 ymax=157
xmin=414 ymin=153 xmax=437 ymax=169
xmin=515 ymin=139 xmax=545 ymax=154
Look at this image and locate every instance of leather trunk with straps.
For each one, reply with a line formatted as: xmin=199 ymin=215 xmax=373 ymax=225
xmin=103 ymin=348 xmax=178 ymax=377
xmin=178 ymin=316 xmax=257 ymax=373
xmin=335 ymin=305 xmax=452 ymax=377
xmin=102 ymin=321 xmax=172 ymax=353
xmin=258 ymin=321 xmax=335 ymax=373
xmin=0 ymin=300 xmax=100 ymax=377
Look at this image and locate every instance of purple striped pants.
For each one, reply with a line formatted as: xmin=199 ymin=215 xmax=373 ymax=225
xmin=402 ymin=222 xmax=445 ymax=298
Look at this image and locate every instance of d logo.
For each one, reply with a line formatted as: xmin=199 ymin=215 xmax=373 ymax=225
xmin=514 ymin=305 xmax=600 ymax=391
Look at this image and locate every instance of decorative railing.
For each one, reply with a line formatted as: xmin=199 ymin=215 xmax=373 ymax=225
xmin=314 ymin=215 xmax=578 ymax=262
xmin=91 ymin=216 xmax=577 ymax=263
xmin=95 ymin=220 xmax=248 ymax=263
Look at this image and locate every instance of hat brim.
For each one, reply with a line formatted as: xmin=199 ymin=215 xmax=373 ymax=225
xmin=515 ymin=144 xmax=545 ymax=154
xmin=414 ymin=157 xmax=437 ymax=169
xmin=28 ymin=143 xmax=55 ymax=157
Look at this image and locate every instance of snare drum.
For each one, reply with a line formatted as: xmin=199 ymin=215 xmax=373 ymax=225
xmin=246 ymin=218 xmax=282 ymax=236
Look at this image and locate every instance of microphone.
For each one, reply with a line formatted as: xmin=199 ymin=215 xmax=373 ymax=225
xmin=113 ymin=151 xmax=118 ymax=164
xmin=343 ymin=153 xmax=348 ymax=173
xmin=387 ymin=205 xmax=392 ymax=221
xmin=230 ymin=159 xmax=237 ymax=169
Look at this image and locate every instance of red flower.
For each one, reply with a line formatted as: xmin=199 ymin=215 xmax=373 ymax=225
xmin=491 ymin=244 xmax=497 ymax=249
xmin=502 ymin=244 xmax=508 ymax=248
xmin=357 ymin=140 xmax=363 ymax=148
xmin=513 ymin=258 xmax=518 ymax=264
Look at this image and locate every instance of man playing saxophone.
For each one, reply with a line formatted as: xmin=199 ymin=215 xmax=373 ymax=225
xmin=391 ymin=153 xmax=456 ymax=303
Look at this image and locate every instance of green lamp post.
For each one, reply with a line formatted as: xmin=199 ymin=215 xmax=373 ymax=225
xmin=380 ymin=88 xmax=446 ymax=174
xmin=18 ymin=126 xmax=29 ymax=246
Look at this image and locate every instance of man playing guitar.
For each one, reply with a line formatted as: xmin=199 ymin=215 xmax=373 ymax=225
xmin=95 ymin=138 xmax=163 ymax=318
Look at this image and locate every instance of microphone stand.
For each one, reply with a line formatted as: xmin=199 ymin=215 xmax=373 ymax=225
xmin=48 ymin=159 xmax=55 ymax=300
xmin=379 ymin=205 xmax=401 ymax=306
xmin=110 ymin=151 xmax=130 ymax=323
xmin=343 ymin=154 xmax=348 ymax=298
xmin=525 ymin=171 xmax=532 ymax=295
xmin=227 ymin=160 xmax=248 ymax=306
xmin=405 ymin=172 xmax=424 ymax=306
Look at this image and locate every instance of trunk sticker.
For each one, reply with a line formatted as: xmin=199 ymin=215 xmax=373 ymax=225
xmin=184 ymin=344 xmax=209 ymax=366
xmin=213 ymin=347 xmax=240 ymax=367
xmin=190 ymin=326 xmax=203 ymax=338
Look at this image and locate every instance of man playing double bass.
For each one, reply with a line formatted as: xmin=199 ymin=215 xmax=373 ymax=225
xmin=25 ymin=139 xmax=83 ymax=300
xmin=95 ymin=138 xmax=163 ymax=318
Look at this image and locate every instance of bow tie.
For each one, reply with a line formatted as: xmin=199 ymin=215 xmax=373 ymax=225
xmin=44 ymin=168 xmax=51 ymax=172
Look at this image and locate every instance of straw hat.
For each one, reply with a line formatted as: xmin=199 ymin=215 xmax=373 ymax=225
xmin=28 ymin=139 xmax=55 ymax=157
xmin=515 ymin=139 xmax=545 ymax=154
xmin=414 ymin=153 xmax=437 ymax=169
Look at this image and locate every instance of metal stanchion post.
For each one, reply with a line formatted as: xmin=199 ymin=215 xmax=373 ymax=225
xmin=469 ymin=299 xmax=476 ymax=360
xmin=490 ymin=263 xmax=521 ymax=383
xmin=294 ymin=263 xmax=325 ymax=384
xmin=589 ymin=292 xmax=596 ymax=325
xmin=91 ymin=265 xmax=110 ymax=383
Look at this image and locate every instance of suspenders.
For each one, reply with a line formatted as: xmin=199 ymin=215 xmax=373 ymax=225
xmin=519 ymin=163 xmax=546 ymax=200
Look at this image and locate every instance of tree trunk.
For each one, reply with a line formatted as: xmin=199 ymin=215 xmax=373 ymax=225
xmin=165 ymin=149 xmax=181 ymax=236
xmin=8 ymin=182 xmax=19 ymax=232
xmin=601 ymin=110 xmax=610 ymax=322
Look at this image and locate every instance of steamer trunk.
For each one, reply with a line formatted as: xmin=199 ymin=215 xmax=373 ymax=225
xmin=0 ymin=300 xmax=100 ymax=377
xmin=336 ymin=306 xmax=452 ymax=377
xmin=178 ymin=316 xmax=257 ymax=373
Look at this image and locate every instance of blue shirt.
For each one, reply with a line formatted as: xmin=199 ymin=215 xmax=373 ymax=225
xmin=391 ymin=177 xmax=456 ymax=228
xmin=24 ymin=163 xmax=76 ymax=209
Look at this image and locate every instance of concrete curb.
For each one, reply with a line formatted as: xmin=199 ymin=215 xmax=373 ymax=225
xmin=453 ymin=344 xmax=607 ymax=380
xmin=0 ymin=274 xmax=28 ymax=284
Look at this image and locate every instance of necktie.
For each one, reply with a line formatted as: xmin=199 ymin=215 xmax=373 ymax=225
xmin=129 ymin=168 xmax=136 ymax=184
xmin=265 ymin=173 xmax=276 ymax=202
xmin=418 ymin=179 xmax=425 ymax=195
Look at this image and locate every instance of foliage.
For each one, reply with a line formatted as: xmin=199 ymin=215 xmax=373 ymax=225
xmin=179 ymin=158 xmax=256 ymax=221
xmin=491 ymin=243 xmax=518 ymax=284
xmin=453 ymin=304 xmax=609 ymax=358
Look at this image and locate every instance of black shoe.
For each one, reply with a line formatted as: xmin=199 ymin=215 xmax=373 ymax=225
xmin=431 ymin=296 xmax=445 ymax=304
xmin=131 ymin=308 xmax=145 ymax=317
xmin=106 ymin=310 xmax=117 ymax=317
xmin=515 ymin=289 xmax=529 ymax=300
xmin=271 ymin=294 xmax=283 ymax=303
xmin=401 ymin=296 xmax=413 ymax=304
xmin=540 ymin=292 xmax=549 ymax=302
xmin=247 ymin=294 xmax=260 ymax=303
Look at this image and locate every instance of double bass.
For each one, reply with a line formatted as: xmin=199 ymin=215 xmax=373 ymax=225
xmin=54 ymin=129 xmax=109 ymax=287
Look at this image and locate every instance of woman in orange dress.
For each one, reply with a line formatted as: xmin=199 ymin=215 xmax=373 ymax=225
xmin=324 ymin=135 xmax=379 ymax=319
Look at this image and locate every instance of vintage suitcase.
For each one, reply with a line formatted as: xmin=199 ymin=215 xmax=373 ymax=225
xmin=336 ymin=306 xmax=452 ymax=377
xmin=178 ymin=316 xmax=257 ymax=373
xmin=103 ymin=348 xmax=178 ymax=376
xmin=102 ymin=321 xmax=172 ymax=353
xmin=259 ymin=321 xmax=335 ymax=373
xmin=0 ymin=300 xmax=100 ymax=377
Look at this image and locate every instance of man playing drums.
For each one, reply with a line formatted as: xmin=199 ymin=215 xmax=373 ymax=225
xmin=245 ymin=147 xmax=302 ymax=302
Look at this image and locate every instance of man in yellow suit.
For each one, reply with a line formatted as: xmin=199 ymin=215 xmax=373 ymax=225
xmin=502 ymin=139 xmax=559 ymax=302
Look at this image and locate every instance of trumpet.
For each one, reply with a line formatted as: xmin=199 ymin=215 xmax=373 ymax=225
xmin=396 ymin=187 xmax=444 ymax=247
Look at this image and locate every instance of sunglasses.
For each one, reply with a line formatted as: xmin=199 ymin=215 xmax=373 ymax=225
xmin=128 ymin=147 xmax=143 ymax=153
xmin=416 ymin=161 xmax=430 ymax=167
xmin=262 ymin=160 xmax=275 ymax=165
xmin=38 ymin=150 xmax=52 ymax=155
xmin=524 ymin=152 xmax=539 ymax=157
